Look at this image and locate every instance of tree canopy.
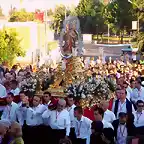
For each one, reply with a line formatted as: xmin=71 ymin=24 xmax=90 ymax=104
xmin=50 ymin=5 xmax=70 ymax=34
xmin=9 ymin=8 xmax=35 ymax=22
xmin=74 ymin=0 xmax=107 ymax=34
xmin=0 ymin=29 xmax=25 ymax=65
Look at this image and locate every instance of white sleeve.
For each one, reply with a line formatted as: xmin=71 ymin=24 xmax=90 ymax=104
xmin=65 ymin=113 xmax=70 ymax=136
xmin=29 ymin=105 xmax=47 ymax=116
xmin=42 ymin=109 xmax=51 ymax=119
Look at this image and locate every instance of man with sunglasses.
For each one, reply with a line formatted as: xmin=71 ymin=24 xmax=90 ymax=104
xmin=133 ymin=100 xmax=144 ymax=135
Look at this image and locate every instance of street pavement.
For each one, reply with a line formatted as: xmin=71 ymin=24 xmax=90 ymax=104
xmin=83 ymin=43 xmax=131 ymax=60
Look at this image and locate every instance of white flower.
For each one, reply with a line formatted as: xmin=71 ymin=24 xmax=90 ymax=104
xmin=81 ymin=93 xmax=86 ymax=99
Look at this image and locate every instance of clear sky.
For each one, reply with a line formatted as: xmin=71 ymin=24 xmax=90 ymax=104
xmin=0 ymin=0 xmax=80 ymax=15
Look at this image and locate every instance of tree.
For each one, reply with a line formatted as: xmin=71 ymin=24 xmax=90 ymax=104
xmin=9 ymin=8 xmax=35 ymax=22
xmin=47 ymin=9 xmax=53 ymax=16
xmin=103 ymin=0 xmax=136 ymax=43
xmin=0 ymin=6 xmax=4 ymax=16
xmin=0 ymin=29 xmax=25 ymax=65
xmin=50 ymin=5 xmax=70 ymax=34
xmin=74 ymin=0 xmax=107 ymax=34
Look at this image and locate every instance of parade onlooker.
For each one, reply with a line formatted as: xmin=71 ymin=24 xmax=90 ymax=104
xmin=10 ymin=80 xmax=20 ymax=96
xmin=133 ymin=100 xmax=144 ymax=135
xmin=100 ymin=100 xmax=116 ymax=123
xmin=94 ymin=107 xmax=113 ymax=129
xmin=74 ymin=106 xmax=92 ymax=144
xmin=1 ymin=92 xmax=18 ymax=122
xmin=112 ymin=112 xmax=135 ymax=144
xmin=112 ymin=89 xmax=135 ymax=118
xmin=9 ymin=121 xmax=24 ymax=144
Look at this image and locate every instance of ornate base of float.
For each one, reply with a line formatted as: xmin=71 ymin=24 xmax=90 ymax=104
xmin=47 ymin=56 xmax=84 ymax=97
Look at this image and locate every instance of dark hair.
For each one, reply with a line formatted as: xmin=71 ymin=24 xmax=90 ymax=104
xmin=94 ymin=107 xmax=104 ymax=118
xmin=11 ymin=79 xmax=18 ymax=85
xmin=136 ymin=78 xmax=141 ymax=84
xmin=130 ymin=79 xmax=135 ymax=84
xmin=74 ymin=106 xmax=83 ymax=114
xmin=67 ymin=94 xmax=75 ymax=100
xmin=43 ymin=91 xmax=51 ymax=97
xmin=136 ymin=100 xmax=144 ymax=106
xmin=91 ymin=121 xmax=103 ymax=133
xmin=7 ymin=92 xmax=14 ymax=97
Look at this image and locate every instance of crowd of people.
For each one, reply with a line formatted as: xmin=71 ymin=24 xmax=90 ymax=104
xmin=0 ymin=55 xmax=144 ymax=144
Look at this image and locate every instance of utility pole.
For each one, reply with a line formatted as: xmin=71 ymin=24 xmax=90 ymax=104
xmin=44 ymin=9 xmax=48 ymax=55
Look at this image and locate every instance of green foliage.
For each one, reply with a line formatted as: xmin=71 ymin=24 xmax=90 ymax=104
xmin=9 ymin=8 xmax=35 ymax=22
xmin=0 ymin=29 xmax=25 ymax=65
xmin=131 ymin=32 xmax=144 ymax=52
xmin=47 ymin=9 xmax=53 ymax=16
xmin=104 ymin=0 xmax=136 ymax=31
xmin=50 ymin=5 xmax=70 ymax=34
xmin=75 ymin=0 xmax=107 ymax=34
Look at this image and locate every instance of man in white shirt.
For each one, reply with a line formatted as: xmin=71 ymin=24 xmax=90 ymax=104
xmin=74 ymin=106 xmax=92 ymax=144
xmin=67 ymin=94 xmax=76 ymax=143
xmin=0 ymin=84 xmax=7 ymax=115
xmin=1 ymin=92 xmax=18 ymax=122
xmin=0 ymin=84 xmax=7 ymax=98
xmin=131 ymin=78 xmax=144 ymax=104
xmin=112 ymin=89 xmax=135 ymax=118
xmin=42 ymin=99 xmax=70 ymax=144
xmin=94 ymin=107 xmax=114 ymax=130
xmin=100 ymin=100 xmax=116 ymax=123
xmin=22 ymin=96 xmax=47 ymax=144
xmin=10 ymin=80 xmax=20 ymax=96
xmin=133 ymin=100 xmax=144 ymax=135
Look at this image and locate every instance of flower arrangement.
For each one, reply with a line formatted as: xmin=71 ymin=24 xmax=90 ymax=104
xmin=20 ymin=75 xmax=37 ymax=97
xmin=65 ymin=75 xmax=116 ymax=103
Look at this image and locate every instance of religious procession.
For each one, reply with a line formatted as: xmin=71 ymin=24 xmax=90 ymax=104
xmin=0 ymin=17 xmax=144 ymax=144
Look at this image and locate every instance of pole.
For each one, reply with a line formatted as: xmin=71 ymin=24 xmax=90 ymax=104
xmin=108 ymin=24 xmax=110 ymax=44
xmin=44 ymin=10 xmax=48 ymax=55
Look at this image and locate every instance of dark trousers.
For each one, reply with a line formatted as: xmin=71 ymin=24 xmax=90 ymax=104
xmin=69 ymin=128 xmax=76 ymax=143
xmin=51 ymin=129 xmax=66 ymax=144
xmin=23 ymin=124 xmax=44 ymax=144
xmin=136 ymin=126 xmax=144 ymax=135
xmin=76 ymin=138 xmax=86 ymax=144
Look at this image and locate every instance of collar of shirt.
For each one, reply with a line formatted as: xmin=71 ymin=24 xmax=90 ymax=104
xmin=67 ymin=104 xmax=76 ymax=111
xmin=47 ymin=100 xmax=51 ymax=105
xmin=119 ymin=99 xmax=126 ymax=103
xmin=76 ymin=115 xmax=84 ymax=122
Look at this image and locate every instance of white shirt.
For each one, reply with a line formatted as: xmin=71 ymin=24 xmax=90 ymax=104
xmin=74 ymin=116 xmax=92 ymax=139
xmin=42 ymin=101 xmax=51 ymax=126
xmin=103 ymin=109 xmax=116 ymax=123
xmin=42 ymin=109 xmax=70 ymax=136
xmin=131 ymin=87 xmax=144 ymax=103
xmin=10 ymin=87 xmax=20 ymax=96
xmin=1 ymin=101 xmax=18 ymax=122
xmin=133 ymin=111 xmax=144 ymax=127
xmin=102 ymin=120 xmax=114 ymax=130
xmin=25 ymin=104 xmax=47 ymax=126
xmin=112 ymin=99 xmax=135 ymax=118
xmin=0 ymin=84 xmax=7 ymax=98
xmin=116 ymin=124 xmax=127 ymax=144
xmin=16 ymin=102 xmax=25 ymax=126
xmin=67 ymin=104 xmax=76 ymax=128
